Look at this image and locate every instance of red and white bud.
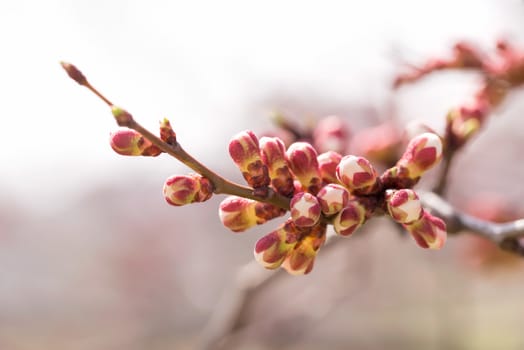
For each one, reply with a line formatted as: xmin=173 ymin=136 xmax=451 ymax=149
xmin=317 ymin=151 xmax=342 ymax=184
xmin=333 ymin=201 xmax=366 ymax=236
xmin=397 ymin=132 xmax=443 ymax=179
xmin=386 ymin=189 xmax=423 ymax=224
xmin=286 ymin=142 xmax=322 ymax=194
xmin=218 ymin=196 xmax=258 ymax=232
xmin=313 ymin=115 xmax=350 ymax=154
xmin=228 ymin=130 xmax=270 ymax=195
xmin=110 ymin=129 xmax=149 ymax=156
xmin=290 ymin=192 xmax=321 ymax=227
xmin=259 ymin=136 xmax=294 ymax=196
xmin=254 ymin=219 xmax=298 ymax=269
xmin=403 ymin=210 xmax=447 ymax=249
xmin=336 ymin=155 xmax=378 ymax=193
xmin=316 ymin=184 xmax=349 ymax=216
xmin=163 ymin=174 xmax=213 ymax=207
xmin=281 ymin=224 xmax=326 ymax=275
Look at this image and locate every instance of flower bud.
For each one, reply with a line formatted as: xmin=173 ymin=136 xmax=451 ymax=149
xmin=281 ymin=224 xmax=326 ymax=275
xmin=317 ymin=151 xmax=342 ymax=184
xmin=159 ymin=118 xmax=177 ymax=145
xmin=228 ymin=130 xmax=270 ymax=195
xmin=254 ymin=219 xmax=299 ymax=269
xmin=110 ymin=128 xmax=161 ymax=156
xmin=163 ymin=174 xmax=213 ymax=207
xmin=313 ymin=115 xmax=350 ymax=154
xmin=290 ymin=192 xmax=321 ymax=227
xmin=218 ymin=196 xmax=258 ymax=232
xmin=259 ymin=136 xmax=294 ymax=196
xmin=336 ymin=155 xmax=378 ymax=193
xmin=316 ymin=184 xmax=349 ymax=216
xmin=386 ymin=189 xmax=423 ymax=224
xmin=111 ymin=106 xmax=133 ymax=126
xmin=403 ymin=210 xmax=447 ymax=249
xmin=286 ymin=142 xmax=322 ymax=194
xmin=333 ymin=201 xmax=366 ymax=236
xmin=350 ymin=122 xmax=401 ymax=164
xmin=396 ymin=132 xmax=443 ymax=179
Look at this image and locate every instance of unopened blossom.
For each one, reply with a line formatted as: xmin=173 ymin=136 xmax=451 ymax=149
xmin=110 ymin=128 xmax=161 ymax=156
xmin=281 ymin=224 xmax=326 ymax=275
xmin=228 ymin=130 xmax=270 ymax=196
xmin=336 ymin=155 xmax=378 ymax=193
xmin=163 ymin=174 xmax=213 ymax=206
xmin=316 ymin=184 xmax=349 ymax=216
xmin=219 ymin=196 xmax=284 ymax=232
xmin=317 ymin=151 xmax=342 ymax=184
xmin=290 ymin=192 xmax=321 ymax=227
xmin=386 ymin=189 xmax=423 ymax=225
xmin=254 ymin=219 xmax=298 ymax=269
xmin=313 ymin=115 xmax=350 ymax=154
xmin=404 ymin=210 xmax=447 ymax=249
xmin=333 ymin=201 xmax=366 ymax=236
xmin=259 ymin=136 xmax=294 ymax=197
xmin=286 ymin=142 xmax=322 ymax=194
xmin=350 ymin=122 xmax=401 ymax=164
xmin=396 ymin=132 xmax=443 ymax=179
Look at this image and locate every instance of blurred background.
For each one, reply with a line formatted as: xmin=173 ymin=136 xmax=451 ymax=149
xmin=1 ymin=0 xmax=524 ymax=349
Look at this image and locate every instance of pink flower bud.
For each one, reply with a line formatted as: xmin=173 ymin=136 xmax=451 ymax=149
xmin=254 ymin=219 xmax=298 ymax=269
xmin=281 ymin=224 xmax=326 ymax=275
xmin=403 ymin=210 xmax=447 ymax=249
xmin=397 ymin=132 xmax=443 ymax=179
xmin=259 ymin=136 xmax=294 ymax=197
xmin=228 ymin=130 xmax=270 ymax=195
xmin=163 ymin=174 xmax=213 ymax=207
xmin=313 ymin=115 xmax=350 ymax=154
xmin=290 ymin=192 xmax=321 ymax=227
xmin=316 ymin=184 xmax=349 ymax=216
xmin=386 ymin=189 xmax=423 ymax=224
xmin=336 ymin=155 xmax=378 ymax=193
xmin=218 ymin=196 xmax=258 ymax=232
xmin=110 ymin=128 xmax=161 ymax=156
xmin=286 ymin=142 xmax=322 ymax=194
xmin=317 ymin=151 xmax=342 ymax=184
xmin=350 ymin=122 xmax=401 ymax=164
xmin=333 ymin=201 xmax=366 ymax=236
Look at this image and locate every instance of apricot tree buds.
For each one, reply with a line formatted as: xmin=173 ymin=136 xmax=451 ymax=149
xmin=333 ymin=201 xmax=366 ymax=236
xmin=290 ymin=192 xmax=321 ymax=227
xmin=336 ymin=155 xmax=378 ymax=193
xmin=286 ymin=142 xmax=322 ymax=194
xmin=313 ymin=115 xmax=350 ymax=154
xmin=259 ymin=136 xmax=294 ymax=197
xmin=281 ymin=224 xmax=326 ymax=275
xmin=254 ymin=219 xmax=298 ymax=269
xmin=219 ymin=196 xmax=284 ymax=232
xmin=317 ymin=151 xmax=342 ymax=184
xmin=110 ymin=128 xmax=161 ymax=156
xmin=396 ymin=132 xmax=443 ymax=179
xmin=163 ymin=174 xmax=213 ymax=206
xmin=386 ymin=189 xmax=423 ymax=224
xmin=403 ymin=210 xmax=447 ymax=249
xmin=316 ymin=184 xmax=349 ymax=216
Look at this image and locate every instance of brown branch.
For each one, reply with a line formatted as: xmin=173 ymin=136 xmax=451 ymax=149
xmin=60 ymin=62 xmax=291 ymax=210
xmin=421 ymin=191 xmax=524 ymax=255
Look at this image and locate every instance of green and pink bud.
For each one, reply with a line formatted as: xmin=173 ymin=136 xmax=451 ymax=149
xmin=386 ymin=189 xmax=423 ymax=224
xmin=290 ymin=192 xmax=321 ymax=227
xmin=219 ymin=196 xmax=284 ymax=232
xmin=396 ymin=132 xmax=443 ymax=179
xmin=403 ymin=210 xmax=447 ymax=249
xmin=336 ymin=155 xmax=378 ymax=193
xmin=159 ymin=118 xmax=177 ymax=145
xmin=254 ymin=219 xmax=299 ymax=269
xmin=316 ymin=184 xmax=349 ymax=216
xmin=317 ymin=151 xmax=342 ymax=184
xmin=259 ymin=136 xmax=294 ymax=197
xmin=163 ymin=174 xmax=213 ymax=206
xmin=110 ymin=128 xmax=161 ymax=156
xmin=286 ymin=142 xmax=322 ymax=194
xmin=281 ymin=224 xmax=326 ymax=275
xmin=228 ymin=130 xmax=270 ymax=196
xmin=333 ymin=201 xmax=366 ymax=236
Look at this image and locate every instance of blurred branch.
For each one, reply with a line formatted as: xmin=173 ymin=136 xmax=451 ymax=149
xmin=421 ymin=191 xmax=524 ymax=255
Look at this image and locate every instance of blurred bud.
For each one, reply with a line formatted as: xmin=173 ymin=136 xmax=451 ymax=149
xmin=110 ymin=128 xmax=161 ymax=156
xmin=290 ymin=192 xmax=321 ymax=227
xmin=163 ymin=174 xmax=213 ymax=207
xmin=218 ymin=196 xmax=258 ymax=232
xmin=404 ymin=210 xmax=447 ymax=249
xmin=286 ymin=142 xmax=322 ymax=194
xmin=259 ymin=136 xmax=295 ymax=196
xmin=351 ymin=122 xmax=401 ymax=164
xmin=60 ymin=61 xmax=87 ymax=85
xmin=386 ymin=189 xmax=422 ymax=224
xmin=317 ymin=151 xmax=342 ymax=184
xmin=111 ymin=106 xmax=133 ymax=126
xmin=313 ymin=115 xmax=350 ymax=154
xmin=228 ymin=130 xmax=270 ymax=196
xmin=254 ymin=201 xmax=287 ymax=223
xmin=336 ymin=155 xmax=378 ymax=193
xmin=254 ymin=219 xmax=298 ymax=269
xmin=160 ymin=118 xmax=177 ymax=145
xmin=316 ymin=184 xmax=349 ymax=216
xmin=396 ymin=132 xmax=443 ymax=179
xmin=333 ymin=201 xmax=366 ymax=236
xmin=281 ymin=224 xmax=326 ymax=275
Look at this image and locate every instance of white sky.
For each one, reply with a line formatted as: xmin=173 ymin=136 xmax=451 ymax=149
xmin=1 ymin=0 xmax=523 ymax=206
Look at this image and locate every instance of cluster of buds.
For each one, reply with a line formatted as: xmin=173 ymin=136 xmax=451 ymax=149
xmin=219 ymin=129 xmax=447 ymax=275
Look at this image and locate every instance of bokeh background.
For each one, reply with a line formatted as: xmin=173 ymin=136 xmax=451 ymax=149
xmin=1 ymin=0 xmax=524 ymax=349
